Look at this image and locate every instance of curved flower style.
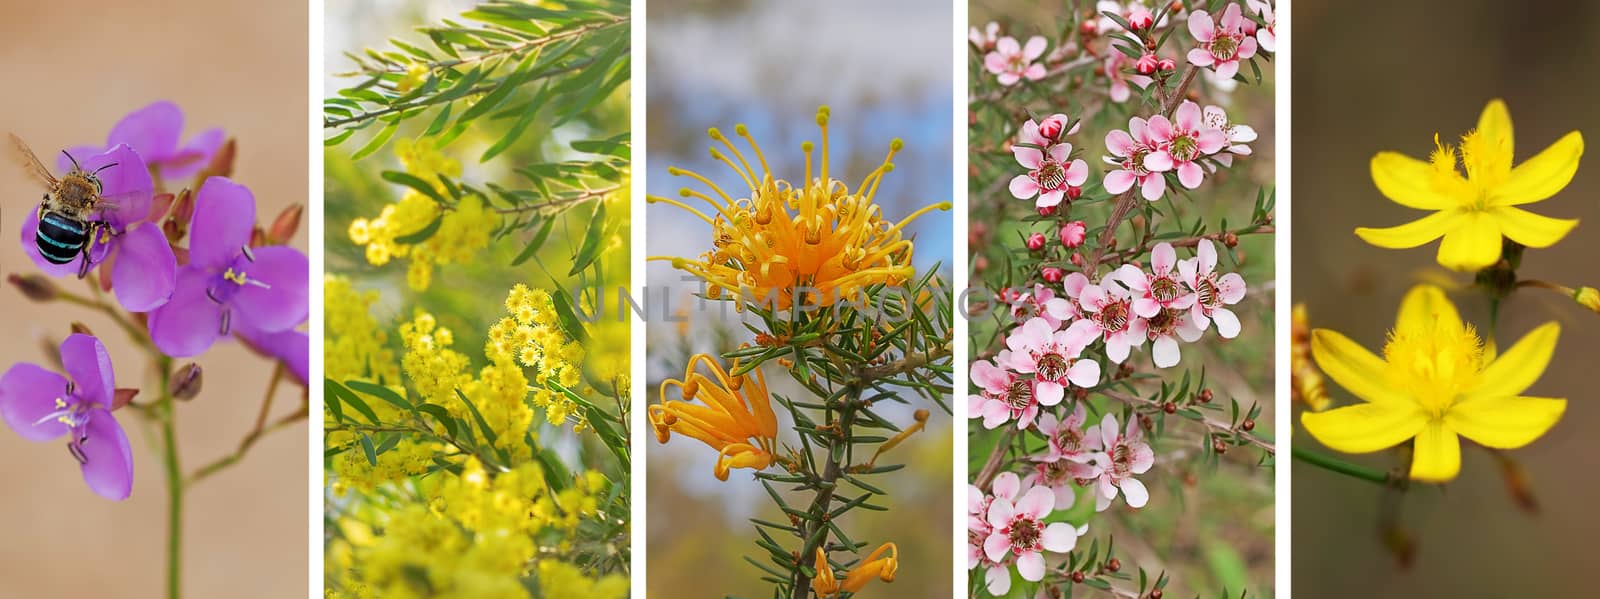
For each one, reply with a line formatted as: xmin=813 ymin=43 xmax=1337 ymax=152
xmin=984 ymin=473 xmax=1084 ymax=582
xmin=1185 ymin=4 xmax=1258 ymax=80
xmin=1178 ymin=240 xmax=1247 ymax=338
xmin=1300 ymin=285 xmax=1566 ymax=482
xmin=1145 ymin=101 xmax=1228 ymax=189
xmin=149 ymin=177 xmax=309 ymax=357
xmin=1000 ymin=317 xmax=1101 ymax=406
xmin=0 ymin=334 xmax=133 ymax=500
xmin=984 ymin=36 xmax=1048 ymax=86
xmin=21 ymin=144 xmax=176 ymax=311
xmin=1088 ymin=413 xmax=1154 ymax=510
xmin=1355 ymin=99 xmax=1584 ymax=271
xmin=649 ymin=354 xmax=779 ymax=480
xmin=1103 ymin=117 xmax=1166 ymax=200
xmin=1009 ymin=143 xmax=1089 ymax=208
xmin=970 ymin=358 xmax=1041 ymax=429
xmin=650 ymin=109 xmax=948 ymax=310
xmin=61 ymin=101 xmax=225 ymax=180
xmin=811 ymin=542 xmax=898 ymax=598
xmin=1078 ymin=278 xmax=1147 ymax=363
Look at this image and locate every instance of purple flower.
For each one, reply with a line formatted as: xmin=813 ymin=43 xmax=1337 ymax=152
xmin=0 ymin=334 xmax=134 ymax=501
xmin=237 ymin=322 xmax=309 ymax=386
xmin=62 ymin=101 xmax=225 ymax=181
xmin=21 ymin=144 xmax=177 ymax=312
xmin=149 ymin=177 xmax=308 ymax=357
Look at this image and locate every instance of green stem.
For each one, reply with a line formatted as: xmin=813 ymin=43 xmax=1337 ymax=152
xmin=1291 ymin=446 xmax=1389 ymax=485
xmin=157 ymin=359 xmax=183 ymax=599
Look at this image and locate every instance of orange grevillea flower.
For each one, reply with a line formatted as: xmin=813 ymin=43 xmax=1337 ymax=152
xmin=811 ymin=543 xmax=898 ymax=598
xmin=648 ymin=107 xmax=950 ymax=311
xmin=648 ymin=353 xmax=778 ymax=481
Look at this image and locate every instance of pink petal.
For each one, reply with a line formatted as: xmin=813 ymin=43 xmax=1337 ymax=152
xmin=1219 ymin=273 xmax=1248 ymax=303
xmin=1009 ymin=174 xmax=1040 ymax=199
xmin=993 ymin=471 xmax=1021 ymax=501
xmin=1022 ymin=36 xmax=1048 ymax=60
xmin=1152 ymin=243 xmax=1176 ymax=273
xmin=1013 ymin=146 xmax=1044 ymax=169
xmin=1153 ymin=336 xmax=1180 ymax=368
xmin=1120 ymin=478 xmax=1150 ymax=508
xmin=1175 ymin=101 xmax=1202 ymax=131
xmin=1178 ymin=161 xmax=1204 ymax=189
xmin=1064 ymin=159 xmax=1089 ymax=186
xmin=1040 ymin=522 xmax=1079 ymax=552
xmin=1188 ymin=10 xmax=1216 ymax=41
xmin=984 ymin=531 xmax=1012 ymax=562
xmin=1213 ymin=308 xmax=1242 ymax=338
xmin=1016 ymin=551 xmax=1046 ymax=581
xmin=1144 ymin=151 xmax=1174 ymax=172
xmin=1105 ymin=129 xmax=1136 ymax=156
xmin=1187 ymin=48 xmax=1215 ymax=67
xmin=1067 ymin=359 xmax=1101 ymax=389
xmin=1220 ymin=3 xmax=1244 ymax=31
xmin=1215 ymin=59 xmax=1240 ymax=80
xmin=1035 ymin=381 xmax=1064 ymax=406
xmin=1018 ymin=486 xmax=1055 ymax=519
xmin=1104 ymin=170 xmax=1136 ymax=194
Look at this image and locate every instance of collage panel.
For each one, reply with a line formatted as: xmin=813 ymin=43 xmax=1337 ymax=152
xmin=0 ymin=1 xmax=311 ymax=597
xmin=321 ymin=1 xmax=631 ymax=597
xmin=967 ymin=1 xmax=1277 ymax=597
xmin=642 ymin=1 xmax=955 ymax=597
xmin=1292 ymin=1 xmax=1599 ymax=596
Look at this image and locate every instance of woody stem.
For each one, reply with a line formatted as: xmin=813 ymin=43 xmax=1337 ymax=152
xmin=789 ymin=386 xmax=860 ymax=599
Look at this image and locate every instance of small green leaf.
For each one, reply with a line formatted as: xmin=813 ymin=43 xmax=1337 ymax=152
xmin=567 ymin=199 xmax=608 ymax=276
xmin=350 ymin=120 xmax=399 ymax=160
xmin=359 ymin=434 xmax=378 ymax=466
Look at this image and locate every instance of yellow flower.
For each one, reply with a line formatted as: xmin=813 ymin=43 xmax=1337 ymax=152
xmin=1357 ymin=100 xmax=1583 ymax=271
xmin=648 ymin=353 xmax=778 ymax=480
xmin=648 ymin=107 xmax=950 ymax=310
xmin=811 ymin=543 xmax=898 ymax=598
xmin=1300 ymin=284 xmax=1566 ymax=481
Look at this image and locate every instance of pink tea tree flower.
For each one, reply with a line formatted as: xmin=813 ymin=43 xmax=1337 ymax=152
xmin=1023 ymin=455 xmax=1097 ymax=512
xmin=1104 ymin=52 xmax=1154 ymax=103
xmin=0 ymin=334 xmax=134 ymax=500
xmin=968 ymin=479 xmax=1014 ymax=596
xmin=970 ymin=358 xmax=1041 ymax=429
xmin=1037 ymin=402 xmax=1099 ymax=464
xmin=985 ymin=36 xmax=1048 ymax=86
xmin=1088 ymin=413 xmax=1155 ymax=511
xmin=1009 ymin=142 xmax=1089 ymax=208
xmin=1000 ymin=317 xmax=1102 ymax=406
xmin=1178 ymin=239 xmax=1248 ymax=338
xmin=969 ymin=21 xmax=1000 ymax=51
xmin=1001 ymin=284 xmax=1076 ymax=328
xmin=61 ymin=101 xmax=225 ymax=181
xmin=1103 ymin=116 xmax=1167 ymax=200
xmin=1186 ymin=3 xmax=1259 ymax=80
xmin=1203 ymin=104 xmax=1257 ymax=168
xmin=1077 ymin=277 xmax=1147 ymax=363
xmin=1117 ymin=242 xmax=1197 ymax=318
xmin=1144 ymin=100 xmax=1228 ymax=189
xmin=1247 ymin=0 xmax=1276 ymax=53
xmin=984 ymin=473 xmax=1086 ymax=582
xmin=21 ymin=144 xmax=177 ymax=312
xmin=149 ymin=177 xmax=309 ymax=357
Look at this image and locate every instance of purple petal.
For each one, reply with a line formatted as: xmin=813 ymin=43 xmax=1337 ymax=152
xmin=161 ymin=127 xmax=226 ymax=180
xmin=231 ymin=246 xmax=309 ymax=333
xmin=110 ymin=222 xmax=178 ymax=311
xmin=106 ymin=101 xmax=183 ymax=161
xmin=0 ymin=364 xmax=71 ymax=442
xmin=60 ymin=334 xmax=115 ymax=408
xmin=79 ymin=408 xmax=133 ymax=501
xmin=83 ymin=145 xmax=154 ymax=230
xmin=188 ymin=177 xmax=256 ymax=268
xmin=19 ymin=209 xmax=84 ymax=277
xmin=237 ymin=324 xmax=309 ymax=385
xmin=149 ymin=267 xmax=224 ymax=357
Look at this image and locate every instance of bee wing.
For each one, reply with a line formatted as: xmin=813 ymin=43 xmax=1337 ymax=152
xmin=8 ymin=133 xmax=59 ymax=189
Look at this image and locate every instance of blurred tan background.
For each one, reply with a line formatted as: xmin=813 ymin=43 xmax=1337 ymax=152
xmin=1293 ymin=0 xmax=1600 ymax=596
xmin=0 ymin=1 xmax=309 ymax=597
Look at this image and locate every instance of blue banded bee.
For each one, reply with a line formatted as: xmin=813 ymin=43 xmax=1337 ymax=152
xmin=9 ymin=133 xmax=120 ymax=277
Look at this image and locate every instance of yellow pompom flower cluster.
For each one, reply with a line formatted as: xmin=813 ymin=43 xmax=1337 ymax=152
xmin=492 ymin=284 xmax=587 ymax=426
xmin=327 ymin=459 xmax=616 ymax=599
xmin=325 ymin=275 xmax=400 ymax=384
xmin=348 ymin=137 xmax=498 ymax=290
xmin=648 ymin=107 xmax=950 ymax=310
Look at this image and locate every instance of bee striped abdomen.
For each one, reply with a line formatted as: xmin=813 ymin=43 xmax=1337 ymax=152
xmin=36 ymin=212 xmax=89 ymax=265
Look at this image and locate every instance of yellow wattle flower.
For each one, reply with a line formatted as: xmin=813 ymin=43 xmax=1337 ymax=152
xmin=1356 ymin=99 xmax=1583 ymax=271
xmin=648 ymin=107 xmax=950 ymax=310
xmin=1300 ymin=284 xmax=1566 ymax=482
xmin=648 ymin=353 xmax=778 ymax=481
xmin=811 ymin=543 xmax=898 ymax=598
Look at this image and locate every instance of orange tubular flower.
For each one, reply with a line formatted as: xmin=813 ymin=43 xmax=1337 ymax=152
xmin=648 ymin=353 xmax=778 ymax=481
xmin=812 ymin=543 xmax=899 ymax=597
xmin=648 ymin=106 xmax=951 ymax=311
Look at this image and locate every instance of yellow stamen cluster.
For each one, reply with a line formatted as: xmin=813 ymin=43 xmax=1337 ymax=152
xmin=649 ymin=107 xmax=950 ymax=310
xmin=811 ymin=542 xmax=899 ymax=597
xmin=648 ymin=353 xmax=778 ymax=481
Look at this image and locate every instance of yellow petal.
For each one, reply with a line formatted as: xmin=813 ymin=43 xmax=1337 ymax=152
xmin=1434 ymin=211 xmax=1501 ymax=271
xmin=1468 ymin=322 xmax=1559 ymax=398
xmin=1446 ymin=395 xmax=1566 ymax=449
xmin=1354 ymin=209 xmax=1459 ymax=249
xmin=1492 ymin=131 xmax=1583 ymax=206
xmin=1394 ymin=284 xmax=1461 ymax=334
xmin=1309 ymin=329 xmax=1403 ymax=405
xmin=1370 ymin=152 xmax=1458 ymax=210
xmin=1409 ymin=422 xmax=1460 ymax=482
xmin=1475 ymin=99 xmax=1515 ymax=164
xmin=1300 ymin=401 xmax=1424 ymax=453
xmin=1491 ymin=206 xmax=1578 ymax=248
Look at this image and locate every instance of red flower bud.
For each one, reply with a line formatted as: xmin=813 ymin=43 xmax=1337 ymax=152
xmin=1041 ymin=267 xmax=1065 ymax=283
xmin=1026 ymin=232 xmax=1047 ymax=251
